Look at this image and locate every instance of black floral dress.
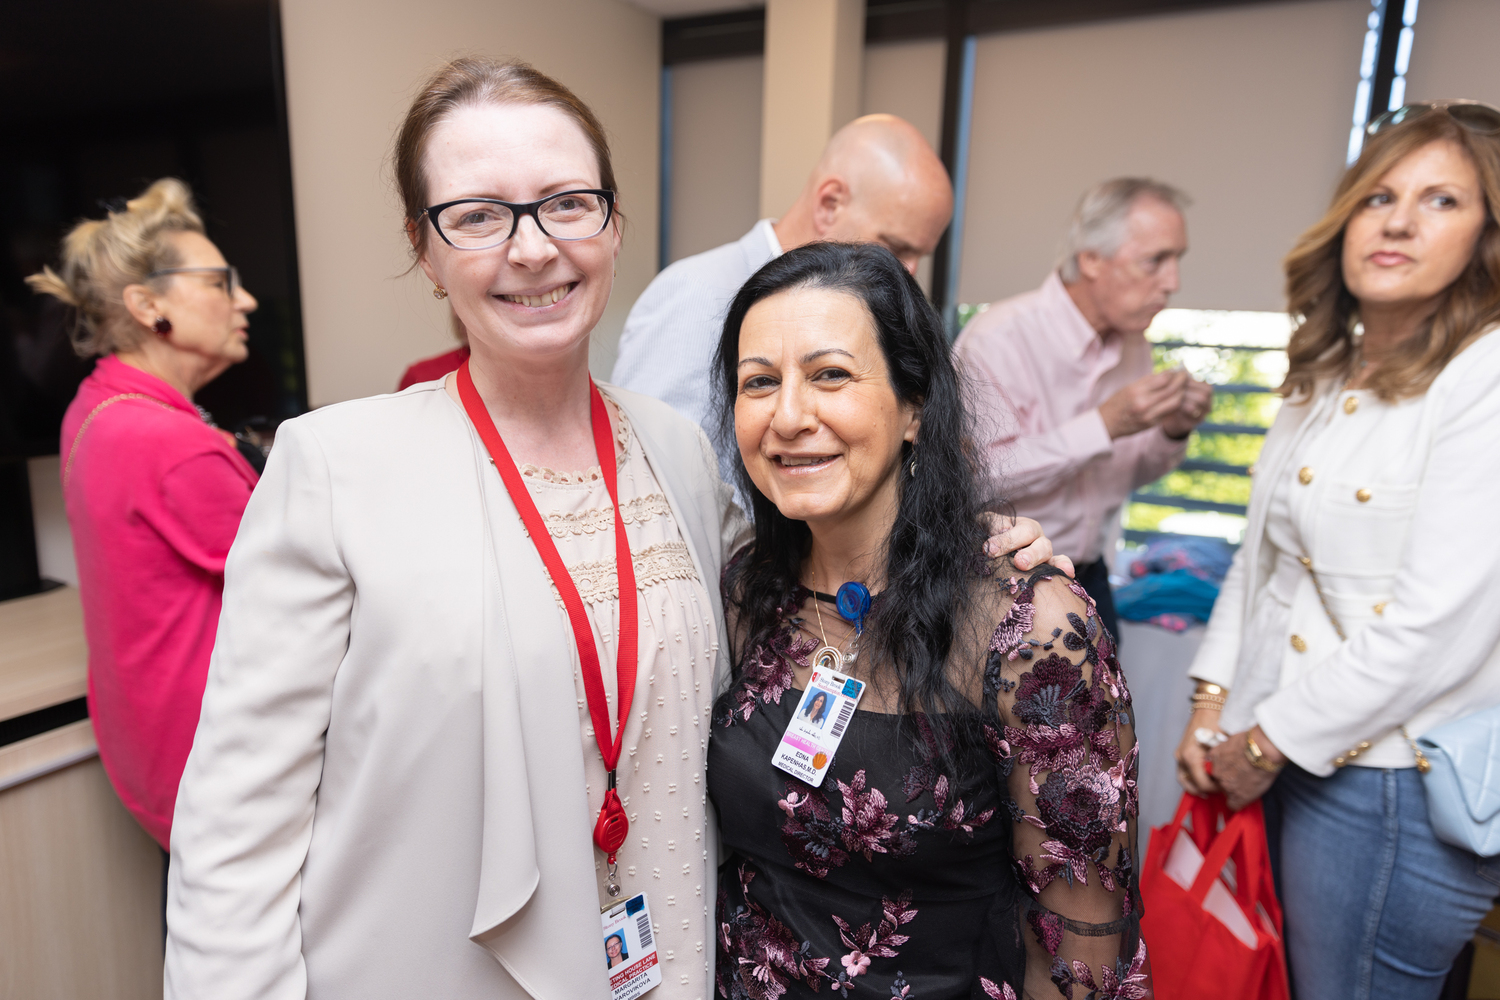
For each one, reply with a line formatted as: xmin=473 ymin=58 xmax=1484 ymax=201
xmin=707 ymin=567 xmax=1147 ymax=1000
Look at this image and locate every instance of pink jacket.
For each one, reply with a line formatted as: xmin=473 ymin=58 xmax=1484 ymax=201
xmin=61 ymin=355 xmax=258 ymax=846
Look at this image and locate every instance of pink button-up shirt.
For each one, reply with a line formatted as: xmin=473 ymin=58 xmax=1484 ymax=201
xmin=954 ymin=272 xmax=1186 ymax=564
xmin=61 ymin=356 xmax=258 ymax=847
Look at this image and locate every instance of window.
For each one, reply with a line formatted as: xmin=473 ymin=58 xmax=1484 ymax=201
xmin=1126 ymin=309 xmax=1292 ymax=545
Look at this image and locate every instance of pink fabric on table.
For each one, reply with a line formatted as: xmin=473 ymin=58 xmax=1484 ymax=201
xmin=60 ymin=355 xmax=258 ymax=847
xmin=954 ymin=272 xmax=1186 ymax=565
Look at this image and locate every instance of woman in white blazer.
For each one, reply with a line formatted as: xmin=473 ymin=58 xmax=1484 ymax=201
xmin=163 ymin=58 xmax=1055 ymax=1000
xmin=1175 ymin=103 xmax=1500 ymax=1000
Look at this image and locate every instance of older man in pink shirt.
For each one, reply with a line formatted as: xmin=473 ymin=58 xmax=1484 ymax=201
xmin=955 ymin=177 xmax=1212 ymax=639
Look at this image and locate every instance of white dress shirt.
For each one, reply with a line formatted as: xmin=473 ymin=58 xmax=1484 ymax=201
xmin=611 ymin=220 xmax=782 ymax=488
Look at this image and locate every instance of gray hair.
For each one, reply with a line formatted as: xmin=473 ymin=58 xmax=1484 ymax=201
xmin=1057 ymin=177 xmax=1190 ymax=283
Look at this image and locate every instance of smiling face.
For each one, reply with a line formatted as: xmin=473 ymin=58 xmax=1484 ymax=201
xmin=415 ymin=102 xmax=620 ymax=366
xmin=606 ymin=936 xmax=622 ymax=960
xmin=734 ymin=286 xmax=920 ymax=531
xmin=1342 ymin=139 xmax=1487 ymax=311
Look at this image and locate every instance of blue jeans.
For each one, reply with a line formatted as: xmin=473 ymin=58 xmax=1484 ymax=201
xmin=1270 ymin=763 xmax=1500 ymax=1000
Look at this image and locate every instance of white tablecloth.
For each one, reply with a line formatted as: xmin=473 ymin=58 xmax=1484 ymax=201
xmin=1117 ymin=621 xmax=1204 ymax=853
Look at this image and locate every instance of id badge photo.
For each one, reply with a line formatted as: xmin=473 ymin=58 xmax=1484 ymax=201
xmin=601 ymin=892 xmax=662 ymax=1000
xmin=772 ymin=667 xmax=865 ymax=787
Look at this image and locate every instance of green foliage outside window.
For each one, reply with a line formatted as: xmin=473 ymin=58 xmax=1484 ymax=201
xmin=1125 ymin=311 xmax=1291 ymax=542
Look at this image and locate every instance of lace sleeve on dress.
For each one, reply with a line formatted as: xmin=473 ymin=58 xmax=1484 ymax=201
xmin=984 ymin=568 xmax=1149 ymax=1000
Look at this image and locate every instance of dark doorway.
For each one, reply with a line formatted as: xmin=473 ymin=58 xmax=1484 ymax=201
xmin=0 ymin=0 xmax=305 ymax=599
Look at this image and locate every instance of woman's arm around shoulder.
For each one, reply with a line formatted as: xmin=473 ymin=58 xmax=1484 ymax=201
xmin=984 ymin=568 xmax=1148 ymax=1000
xmin=165 ymin=416 xmax=355 ymax=1000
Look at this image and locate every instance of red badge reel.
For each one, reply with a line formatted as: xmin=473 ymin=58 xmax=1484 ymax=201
xmin=595 ymin=772 xmax=630 ymax=894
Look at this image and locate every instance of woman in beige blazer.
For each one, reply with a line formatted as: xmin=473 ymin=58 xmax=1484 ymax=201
xmin=1175 ymin=103 xmax=1500 ymax=999
xmin=163 ymin=58 xmax=1055 ymax=1000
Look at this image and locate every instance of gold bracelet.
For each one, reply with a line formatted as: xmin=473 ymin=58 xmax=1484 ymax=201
xmin=1244 ymin=733 xmax=1284 ymax=773
xmin=1191 ymin=695 xmax=1226 ymax=713
xmin=1195 ymin=682 xmax=1227 ymax=696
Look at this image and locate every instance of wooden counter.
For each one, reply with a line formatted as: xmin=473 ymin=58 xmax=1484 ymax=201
xmin=0 ymin=586 xmax=163 ymax=999
xmin=0 ymin=586 xmax=88 ymax=722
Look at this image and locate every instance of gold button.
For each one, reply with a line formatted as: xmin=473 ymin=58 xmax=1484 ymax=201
xmin=1290 ymin=634 xmax=1307 ymax=652
xmin=1373 ymin=602 xmax=1387 ymax=616
xmin=1344 ymin=396 xmax=1359 ymax=414
xmin=1356 ymin=488 xmax=1372 ymax=503
xmin=1298 ymin=466 xmax=1314 ymax=485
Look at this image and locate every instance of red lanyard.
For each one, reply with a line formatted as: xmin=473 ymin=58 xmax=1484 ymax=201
xmin=457 ymin=360 xmax=638 ymax=877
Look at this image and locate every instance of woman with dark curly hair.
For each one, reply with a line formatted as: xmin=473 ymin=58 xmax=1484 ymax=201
xmin=707 ymin=242 xmax=1148 ymax=1000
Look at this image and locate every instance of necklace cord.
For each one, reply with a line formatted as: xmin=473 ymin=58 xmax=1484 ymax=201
xmin=456 ymin=360 xmax=638 ymax=861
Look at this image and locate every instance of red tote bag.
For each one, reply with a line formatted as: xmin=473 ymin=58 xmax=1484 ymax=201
xmin=1139 ymin=793 xmax=1290 ymax=1000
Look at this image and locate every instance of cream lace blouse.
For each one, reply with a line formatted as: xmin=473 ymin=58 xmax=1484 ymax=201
xmin=523 ymin=406 xmax=718 ymax=1000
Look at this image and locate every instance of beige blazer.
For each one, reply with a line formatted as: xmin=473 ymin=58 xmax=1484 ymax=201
xmin=165 ymin=379 xmax=745 ymax=1000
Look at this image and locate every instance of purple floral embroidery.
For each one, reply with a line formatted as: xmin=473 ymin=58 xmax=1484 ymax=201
xmin=907 ymin=773 xmax=996 ymax=835
xmin=980 ymin=978 xmax=1019 ymax=1000
xmin=718 ymin=565 xmax=1146 ymax=1000
xmin=829 ymin=894 xmax=918 ymax=996
xmin=1028 ymin=908 xmax=1066 ymax=956
xmin=728 ymin=627 xmax=818 ymax=725
xmin=837 ymin=770 xmax=903 ymax=860
xmin=989 ymin=578 xmax=1037 ymax=660
xmin=780 ymin=782 xmax=849 ymax=878
xmin=1050 ymin=941 xmax=1149 ymax=1000
xmin=901 ymin=715 xmax=947 ymax=802
xmin=1012 ymin=653 xmax=1090 ymax=728
xmin=1036 ymin=764 xmax=1122 ymax=857
xmin=717 ymin=864 xmax=832 ymax=999
xmin=781 ymin=772 xmax=923 ymax=877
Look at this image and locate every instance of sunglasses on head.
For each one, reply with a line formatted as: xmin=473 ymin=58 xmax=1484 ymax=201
xmin=1366 ymin=100 xmax=1500 ymax=137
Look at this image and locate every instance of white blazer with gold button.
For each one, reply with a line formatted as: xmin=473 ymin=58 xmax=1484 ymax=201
xmin=1189 ymin=327 xmax=1500 ymax=775
xmin=164 ymin=379 xmax=746 ymax=1000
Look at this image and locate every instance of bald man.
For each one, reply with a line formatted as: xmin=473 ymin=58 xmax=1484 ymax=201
xmin=611 ymin=114 xmax=953 ymax=484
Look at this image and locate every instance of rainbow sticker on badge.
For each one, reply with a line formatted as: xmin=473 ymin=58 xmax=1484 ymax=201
xmin=772 ymin=667 xmax=865 ymax=787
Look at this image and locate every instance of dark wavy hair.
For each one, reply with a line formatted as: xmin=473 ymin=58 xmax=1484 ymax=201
xmin=714 ymin=242 xmax=998 ymax=730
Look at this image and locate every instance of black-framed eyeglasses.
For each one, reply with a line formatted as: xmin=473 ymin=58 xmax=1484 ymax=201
xmin=1367 ymin=100 xmax=1500 ymax=137
xmin=424 ymin=189 xmax=615 ymax=251
xmin=147 ymin=265 xmax=241 ymax=299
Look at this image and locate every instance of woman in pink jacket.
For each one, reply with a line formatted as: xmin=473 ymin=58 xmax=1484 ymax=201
xmin=28 ymin=178 xmax=260 ymax=848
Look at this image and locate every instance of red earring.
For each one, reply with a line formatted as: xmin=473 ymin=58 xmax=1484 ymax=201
xmin=153 ymin=317 xmax=172 ymax=336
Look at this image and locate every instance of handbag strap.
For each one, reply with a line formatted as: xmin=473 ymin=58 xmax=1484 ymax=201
xmin=1297 ymin=554 xmax=1430 ymax=774
xmin=1188 ymin=802 xmax=1262 ymax=909
xmin=63 ymin=393 xmax=177 ymax=492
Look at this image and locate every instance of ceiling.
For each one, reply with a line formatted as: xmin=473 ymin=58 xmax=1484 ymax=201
xmin=623 ymin=0 xmax=763 ymax=17
xmin=0 ymin=0 xmax=275 ymax=128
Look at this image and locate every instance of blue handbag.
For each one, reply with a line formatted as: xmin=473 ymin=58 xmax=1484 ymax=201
xmin=1300 ymin=557 xmax=1500 ymax=857
xmin=1415 ymin=704 xmax=1500 ymax=858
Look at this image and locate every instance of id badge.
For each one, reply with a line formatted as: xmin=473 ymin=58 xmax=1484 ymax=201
xmin=601 ymin=892 xmax=661 ymax=1000
xmin=771 ymin=667 xmax=865 ymax=787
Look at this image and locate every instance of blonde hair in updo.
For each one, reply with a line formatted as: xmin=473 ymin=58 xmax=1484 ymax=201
xmin=26 ymin=178 xmax=205 ymax=357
